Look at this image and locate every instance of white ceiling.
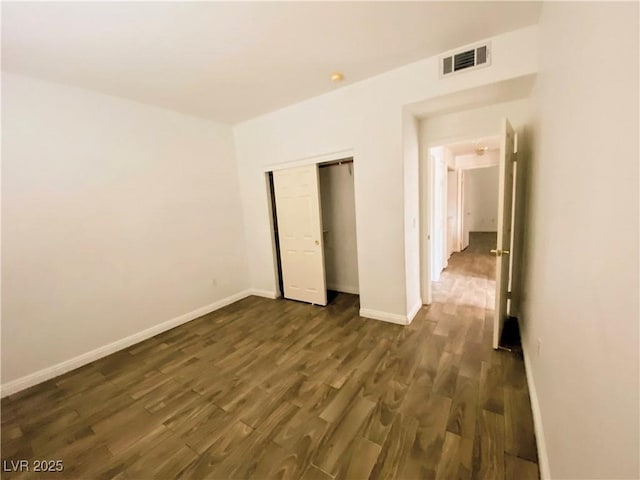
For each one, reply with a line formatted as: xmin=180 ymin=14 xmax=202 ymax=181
xmin=2 ymin=2 xmax=541 ymax=124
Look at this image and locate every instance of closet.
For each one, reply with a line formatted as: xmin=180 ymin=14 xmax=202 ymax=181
xmin=269 ymin=158 xmax=359 ymax=305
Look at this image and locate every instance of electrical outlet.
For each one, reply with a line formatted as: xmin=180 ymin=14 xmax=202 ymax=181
xmin=211 ymin=279 xmax=218 ymax=287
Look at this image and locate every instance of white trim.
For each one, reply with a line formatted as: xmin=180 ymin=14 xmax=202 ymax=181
xmin=0 ymin=290 xmax=253 ymax=398
xmin=359 ymin=308 xmax=409 ymax=325
xmin=248 ymin=288 xmax=279 ymax=299
xmin=327 ymin=284 xmax=359 ymax=295
xmin=263 ymin=149 xmax=354 ymax=173
xmin=406 ymin=300 xmax=423 ymax=325
xmin=522 ymin=345 xmax=551 ymax=480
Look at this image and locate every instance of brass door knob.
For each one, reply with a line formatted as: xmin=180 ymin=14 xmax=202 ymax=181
xmin=315 ymin=240 xmax=319 ymax=245
xmin=491 ymin=249 xmax=510 ymax=256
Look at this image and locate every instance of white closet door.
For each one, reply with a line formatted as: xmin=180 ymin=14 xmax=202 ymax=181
xmin=273 ymin=164 xmax=327 ymax=306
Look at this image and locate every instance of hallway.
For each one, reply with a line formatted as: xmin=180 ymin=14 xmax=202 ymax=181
xmin=433 ymin=232 xmax=498 ymax=311
xmin=1 ymin=233 xmax=538 ymax=479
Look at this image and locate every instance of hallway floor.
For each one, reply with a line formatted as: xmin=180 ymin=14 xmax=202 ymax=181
xmin=1 ymin=232 xmax=538 ymax=479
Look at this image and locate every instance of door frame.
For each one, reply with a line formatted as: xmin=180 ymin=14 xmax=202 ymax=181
xmin=422 ymin=135 xmax=498 ymax=305
xmin=457 ymin=168 xmax=465 ymax=252
xmin=264 ymin=149 xmax=354 ymax=173
xmin=264 ymin=149 xmax=358 ymax=300
xmin=425 ymin=131 xmax=515 ymax=348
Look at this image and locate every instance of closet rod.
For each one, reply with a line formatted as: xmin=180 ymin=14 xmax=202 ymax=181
xmin=319 ymin=158 xmax=354 ymax=168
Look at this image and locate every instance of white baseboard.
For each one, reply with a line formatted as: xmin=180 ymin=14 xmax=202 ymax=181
xmin=522 ymin=345 xmax=551 ymax=479
xmin=360 ymin=302 xmax=422 ymax=325
xmin=248 ymin=288 xmax=279 ymax=299
xmin=0 ymin=290 xmax=253 ymax=398
xmin=327 ymin=284 xmax=359 ymax=295
xmin=359 ymin=308 xmax=409 ymax=325
xmin=406 ymin=299 xmax=423 ymax=325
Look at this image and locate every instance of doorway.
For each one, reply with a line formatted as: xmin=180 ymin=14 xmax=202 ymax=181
xmin=424 ymin=122 xmax=520 ymax=349
xmin=319 ymin=159 xmax=359 ymax=296
xmin=427 ymin=136 xmax=500 ymax=279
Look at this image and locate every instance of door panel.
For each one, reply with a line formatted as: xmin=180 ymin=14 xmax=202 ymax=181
xmin=273 ymin=165 xmax=327 ymax=306
xmin=431 ymin=153 xmax=448 ymax=281
xmin=493 ymin=118 xmax=516 ymax=348
xmin=447 ymin=170 xmax=457 ymax=258
xmin=462 ymin=170 xmax=470 ymax=250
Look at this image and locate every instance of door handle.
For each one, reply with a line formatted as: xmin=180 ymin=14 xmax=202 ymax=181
xmin=315 ymin=240 xmax=319 ymax=246
xmin=491 ymin=249 xmax=510 ymax=256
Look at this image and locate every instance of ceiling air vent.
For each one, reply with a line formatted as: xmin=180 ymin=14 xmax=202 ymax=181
xmin=441 ymin=43 xmax=490 ymax=77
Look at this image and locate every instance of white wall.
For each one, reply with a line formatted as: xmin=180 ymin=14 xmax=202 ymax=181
xmin=522 ymin=3 xmax=639 ymax=479
xmin=234 ymin=26 xmax=538 ymax=321
xmin=420 ymin=98 xmax=532 ymax=148
xmin=455 ymin=150 xmax=499 ymax=170
xmin=463 ymin=166 xmax=499 ymax=233
xmin=319 ymin=163 xmax=359 ymax=294
xmin=1 ymin=73 xmax=250 ymax=387
xmin=403 ymin=111 xmax=421 ymax=314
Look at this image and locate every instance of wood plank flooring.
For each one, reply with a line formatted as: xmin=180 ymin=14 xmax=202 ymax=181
xmin=1 ymin=232 xmax=538 ymax=479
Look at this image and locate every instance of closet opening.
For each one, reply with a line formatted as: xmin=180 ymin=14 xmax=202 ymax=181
xmin=267 ymin=171 xmax=285 ymax=297
xmin=319 ymin=158 xmax=359 ymax=303
xmin=267 ymin=157 xmax=359 ymax=306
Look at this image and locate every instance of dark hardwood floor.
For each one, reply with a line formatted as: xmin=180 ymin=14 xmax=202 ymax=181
xmin=1 ymin=232 xmax=538 ymax=479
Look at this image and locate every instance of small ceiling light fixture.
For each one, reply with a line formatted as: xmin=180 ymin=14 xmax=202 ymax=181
xmin=475 ymin=146 xmax=489 ymax=156
xmin=331 ymin=72 xmax=344 ymax=82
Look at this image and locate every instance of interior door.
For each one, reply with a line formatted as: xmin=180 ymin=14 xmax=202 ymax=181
xmin=461 ymin=170 xmax=470 ymax=250
xmin=493 ymin=118 xmax=517 ymax=348
xmin=456 ymin=169 xmax=464 ymax=252
xmin=432 ymin=155 xmax=445 ymax=280
xmin=446 ymin=170 xmax=457 ymax=258
xmin=273 ymin=164 xmax=327 ymax=306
